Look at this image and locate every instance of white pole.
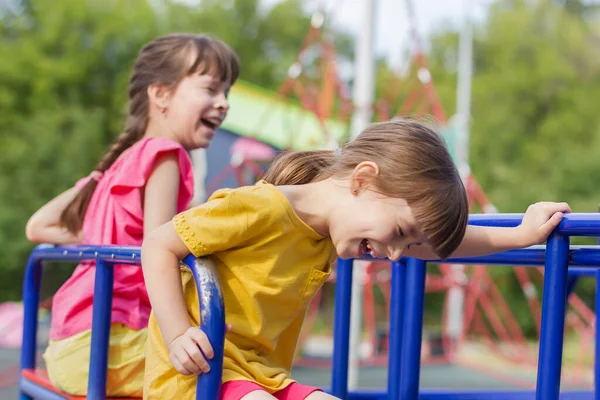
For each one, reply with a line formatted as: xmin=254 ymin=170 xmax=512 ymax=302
xmin=456 ymin=0 xmax=472 ymax=173
xmin=447 ymin=0 xmax=473 ymax=346
xmin=190 ymin=148 xmax=208 ymax=207
xmin=348 ymin=0 xmax=376 ymax=390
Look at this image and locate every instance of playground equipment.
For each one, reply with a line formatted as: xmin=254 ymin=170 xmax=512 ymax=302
xmin=17 ymin=213 xmax=600 ymax=399
xmin=329 ymin=213 xmax=600 ymax=400
xmin=18 ymin=245 xmax=223 ymax=400
xmin=278 ymin=5 xmax=598 ymax=372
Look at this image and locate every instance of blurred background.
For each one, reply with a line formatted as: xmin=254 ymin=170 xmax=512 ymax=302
xmin=2 ymin=0 xmax=600 ymax=394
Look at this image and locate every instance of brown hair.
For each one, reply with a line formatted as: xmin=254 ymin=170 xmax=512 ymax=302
xmin=263 ymin=119 xmax=468 ymax=260
xmin=60 ymin=33 xmax=240 ymax=233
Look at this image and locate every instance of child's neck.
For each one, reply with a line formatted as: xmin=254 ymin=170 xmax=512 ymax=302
xmin=276 ymin=179 xmax=343 ymax=238
xmin=144 ymin=120 xmax=177 ymax=142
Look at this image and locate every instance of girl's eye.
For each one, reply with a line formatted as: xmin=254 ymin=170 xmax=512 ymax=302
xmin=398 ymin=227 xmax=404 ymax=237
xmin=202 ymin=85 xmax=217 ymax=94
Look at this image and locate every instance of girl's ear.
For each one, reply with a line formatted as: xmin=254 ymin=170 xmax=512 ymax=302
xmin=147 ymin=84 xmax=172 ymax=111
xmin=350 ymin=161 xmax=380 ymax=194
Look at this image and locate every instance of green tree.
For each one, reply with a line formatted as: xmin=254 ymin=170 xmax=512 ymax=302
xmin=425 ymin=0 xmax=600 ymax=335
xmin=0 ymin=0 xmax=354 ymax=301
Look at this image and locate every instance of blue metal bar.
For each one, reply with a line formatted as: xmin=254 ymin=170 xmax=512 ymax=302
xmin=536 ymin=233 xmax=570 ymax=400
xmin=418 ymin=389 xmax=593 ymax=399
xmin=331 ymin=258 xmax=354 ymax=399
xmin=445 ymin=246 xmax=546 ymax=266
xmin=186 ymin=255 xmax=226 ymax=400
xmin=23 ymin=233 xmax=600 ymax=268
xmin=387 ymin=260 xmax=406 ymax=399
xmin=25 ymin=244 xmax=141 ymax=264
xmin=362 ymin=246 xmax=547 ymax=266
xmin=364 ymin=245 xmax=600 ymax=267
xmin=87 ymin=259 xmax=114 ymax=400
xmin=596 ymin=269 xmax=600 ymax=400
xmin=18 ymin=245 xmax=226 ymax=400
xmin=596 ymin=231 xmax=600 ymax=400
xmin=568 ymin=268 xmax=598 ymax=278
xmin=19 ymin=252 xmax=43 ymax=400
xmin=448 ymin=245 xmax=600 ymax=267
xmin=399 ymin=258 xmax=427 ymax=399
xmin=345 ymin=391 xmax=387 ymax=400
xmin=18 ymin=226 xmax=600 ymax=400
xmin=20 ymin=378 xmax=72 ymax=400
xmin=569 ymin=246 xmax=600 ymax=267
xmin=468 ymin=213 xmax=600 ymax=237
xmin=322 ymin=389 xmax=594 ymax=400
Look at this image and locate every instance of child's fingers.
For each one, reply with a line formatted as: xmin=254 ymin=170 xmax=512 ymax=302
xmin=540 ymin=212 xmax=564 ymax=237
xmin=188 ymin=328 xmax=215 ymax=359
xmin=561 ymin=203 xmax=572 ymax=213
xmin=170 ymin=352 xmax=196 ymax=376
xmin=182 ymin=339 xmax=210 ymax=374
xmin=548 ymin=202 xmax=571 ymax=214
xmin=539 ymin=201 xmax=571 ymax=214
xmin=226 ymin=323 xmax=233 ymax=333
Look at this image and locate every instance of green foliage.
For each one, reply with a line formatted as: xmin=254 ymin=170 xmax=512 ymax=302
xmin=2 ymin=0 xmax=600 ymax=340
xmin=425 ymin=0 xmax=600 ymax=334
xmin=0 ymin=0 xmax=351 ymax=301
xmin=428 ymin=0 xmax=600 ymax=213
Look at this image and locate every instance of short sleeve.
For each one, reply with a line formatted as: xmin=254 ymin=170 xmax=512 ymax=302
xmin=173 ymin=190 xmax=249 ymax=257
xmin=111 ymin=137 xmax=195 ymax=212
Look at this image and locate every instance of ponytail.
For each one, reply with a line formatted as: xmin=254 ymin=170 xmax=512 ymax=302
xmin=262 ymin=150 xmax=336 ymax=186
xmin=59 ymin=126 xmax=145 ymax=233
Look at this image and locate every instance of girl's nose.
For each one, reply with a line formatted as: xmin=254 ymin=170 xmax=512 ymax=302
xmin=215 ymin=93 xmax=229 ymax=111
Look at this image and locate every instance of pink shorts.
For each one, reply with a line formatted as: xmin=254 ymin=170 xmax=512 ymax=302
xmin=220 ymin=380 xmax=322 ymax=400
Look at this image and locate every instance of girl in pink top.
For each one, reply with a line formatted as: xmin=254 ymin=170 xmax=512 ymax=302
xmin=25 ymin=33 xmax=240 ymax=397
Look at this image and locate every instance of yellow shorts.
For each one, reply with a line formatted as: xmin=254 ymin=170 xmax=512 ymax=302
xmin=43 ymin=323 xmax=147 ymax=397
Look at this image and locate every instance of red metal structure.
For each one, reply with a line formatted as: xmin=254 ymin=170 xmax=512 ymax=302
xmin=269 ymin=5 xmax=595 ymax=384
xmin=199 ymin=3 xmax=595 ymax=386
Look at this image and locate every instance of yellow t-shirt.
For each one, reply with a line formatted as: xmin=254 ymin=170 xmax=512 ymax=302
xmin=144 ymin=181 xmax=336 ymax=399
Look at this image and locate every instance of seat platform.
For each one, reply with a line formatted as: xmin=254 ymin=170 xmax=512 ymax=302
xmin=21 ymin=369 xmax=139 ymax=400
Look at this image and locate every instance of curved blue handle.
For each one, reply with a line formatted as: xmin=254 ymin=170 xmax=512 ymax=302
xmin=184 ymin=254 xmax=226 ymax=400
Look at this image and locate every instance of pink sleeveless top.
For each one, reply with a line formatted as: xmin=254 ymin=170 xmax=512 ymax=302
xmin=49 ymin=137 xmax=194 ymax=340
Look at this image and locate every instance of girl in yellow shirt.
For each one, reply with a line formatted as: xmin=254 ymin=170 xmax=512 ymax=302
xmin=141 ymin=119 xmax=570 ymax=400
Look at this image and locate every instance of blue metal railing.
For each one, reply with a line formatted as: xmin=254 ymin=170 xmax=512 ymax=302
xmin=331 ymin=213 xmax=600 ymax=400
xmin=18 ymin=244 xmax=224 ymax=400
xmin=18 ymin=213 xmax=600 ymax=400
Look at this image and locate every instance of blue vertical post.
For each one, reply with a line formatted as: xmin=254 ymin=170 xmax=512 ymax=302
xmin=186 ymin=255 xmax=226 ymax=400
xmin=595 ymin=269 xmax=600 ymax=400
xmin=19 ymin=253 xmax=42 ymax=400
xmin=399 ymin=258 xmax=427 ymax=399
xmin=387 ymin=260 xmax=406 ymax=400
xmin=87 ymin=259 xmax=114 ymax=400
xmin=331 ymin=258 xmax=354 ymax=399
xmin=536 ymin=233 xmax=569 ymax=400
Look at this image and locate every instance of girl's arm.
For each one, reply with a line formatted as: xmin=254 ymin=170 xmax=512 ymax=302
xmin=143 ymin=153 xmax=181 ymax=235
xmin=141 ymin=152 xmax=190 ymax=345
xmin=142 ymin=221 xmax=193 ymax=348
xmin=25 ymin=152 xmax=182 ymax=245
xmin=25 ymin=187 xmax=82 ymax=244
xmin=406 ymin=201 xmax=571 ymax=261
xmin=143 ymin=154 xmax=216 ymax=375
xmin=142 ymin=221 xmax=214 ymax=375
